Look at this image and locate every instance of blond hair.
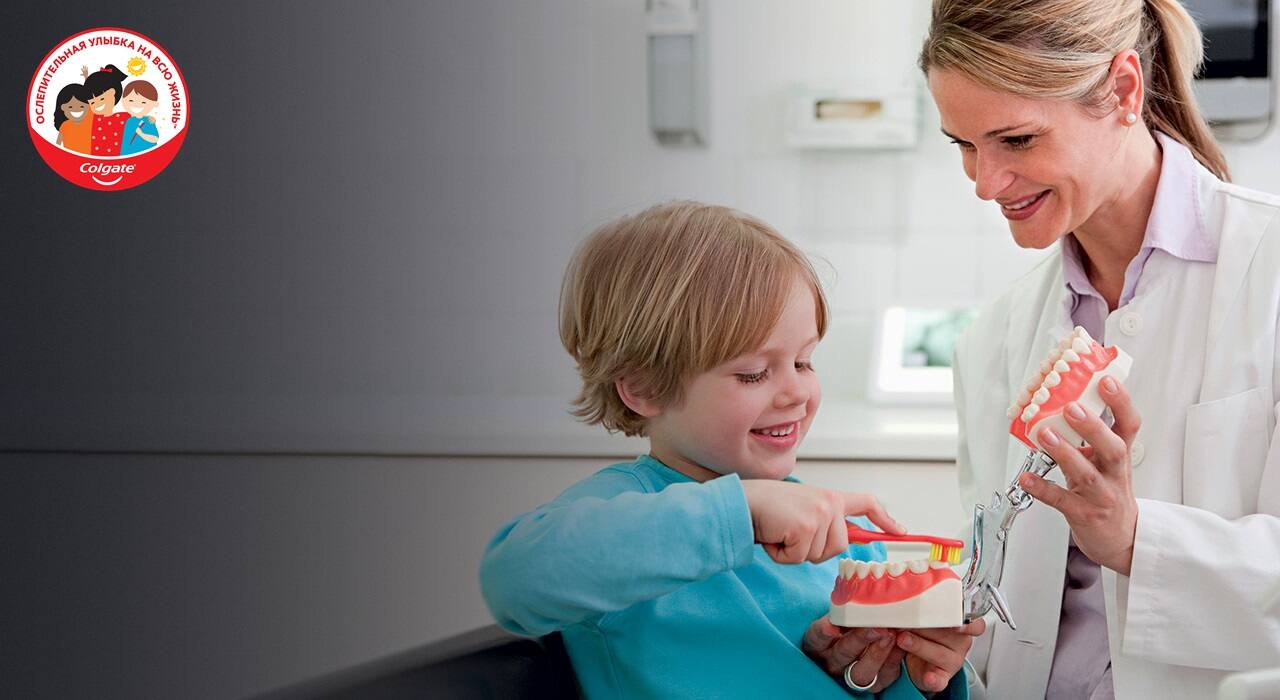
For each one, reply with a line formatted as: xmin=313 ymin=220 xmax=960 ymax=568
xmin=559 ymin=201 xmax=829 ymax=437
xmin=919 ymin=0 xmax=1230 ymax=181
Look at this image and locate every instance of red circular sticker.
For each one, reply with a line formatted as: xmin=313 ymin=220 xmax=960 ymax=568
xmin=26 ymin=27 xmax=189 ymax=191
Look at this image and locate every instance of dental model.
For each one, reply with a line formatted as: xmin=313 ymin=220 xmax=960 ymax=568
xmin=829 ymin=525 xmax=964 ymax=628
xmin=960 ymin=328 xmax=1136 ymax=629
xmin=1006 ymin=326 xmax=1132 ymax=451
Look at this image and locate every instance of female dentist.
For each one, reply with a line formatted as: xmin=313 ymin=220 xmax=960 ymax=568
xmin=919 ymin=0 xmax=1280 ymax=697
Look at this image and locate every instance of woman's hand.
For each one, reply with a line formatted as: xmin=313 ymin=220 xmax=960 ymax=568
xmin=1017 ymin=376 xmax=1142 ymax=574
xmin=896 ymin=619 xmax=985 ymax=694
xmin=803 ymin=616 xmax=904 ymax=693
xmin=741 ymin=480 xmax=903 ymax=564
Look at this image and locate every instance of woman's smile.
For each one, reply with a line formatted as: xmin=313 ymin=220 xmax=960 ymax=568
xmin=1000 ymin=190 xmax=1051 ymax=221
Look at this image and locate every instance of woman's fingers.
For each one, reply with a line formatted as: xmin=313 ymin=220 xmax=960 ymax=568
xmin=897 ymin=630 xmax=966 ymax=688
xmin=801 ymin=616 xmax=842 ymax=656
xmin=912 ymin=619 xmax=986 ymax=645
xmin=834 ymin=627 xmax=892 ymax=679
xmin=1058 ymin=401 xmax=1130 ymax=475
xmin=1099 ymin=376 xmax=1141 ymax=445
xmin=1018 ymin=472 xmax=1085 ymax=521
xmin=1037 ymin=424 xmax=1107 ymax=495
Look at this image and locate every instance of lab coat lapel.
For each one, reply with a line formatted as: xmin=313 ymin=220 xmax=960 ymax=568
xmin=1200 ymin=180 xmax=1275 ymax=401
xmin=986 ymin=260 xmax=1072 ymax=699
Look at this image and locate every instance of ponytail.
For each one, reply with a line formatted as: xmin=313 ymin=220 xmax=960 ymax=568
xmin=1140 ymin=0 xmax=1231 ymax=180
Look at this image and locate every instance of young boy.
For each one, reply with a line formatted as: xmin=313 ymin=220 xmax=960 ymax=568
xmin=118 ymin=80 xmax=160 ymax=156
xmin=480 ymin=202 xmax=976 ymax=697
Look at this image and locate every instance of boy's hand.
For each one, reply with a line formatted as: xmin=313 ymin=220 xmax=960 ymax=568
xmin=741 ymin=480 xmax=903 ymax=564
xmin=896 ymin=619 xmax=985 ymax=693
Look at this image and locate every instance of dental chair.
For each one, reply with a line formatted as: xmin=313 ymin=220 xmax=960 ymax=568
xmin=256 ymin=625 xmax=579 ymax=699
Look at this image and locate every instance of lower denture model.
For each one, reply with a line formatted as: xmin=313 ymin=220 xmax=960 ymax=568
xmin=828 ymin=525 xmax=964 ymax=628
xmin=1007 ymin=326 xmax=1133 ymax=450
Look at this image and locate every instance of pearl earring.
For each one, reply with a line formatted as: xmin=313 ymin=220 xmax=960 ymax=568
xmin=1125 ymin=112 xmax=1138 ymax=125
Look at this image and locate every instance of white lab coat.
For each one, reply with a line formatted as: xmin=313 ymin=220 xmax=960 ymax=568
xmin=953 ymin=160 xmax=1280 ymax=699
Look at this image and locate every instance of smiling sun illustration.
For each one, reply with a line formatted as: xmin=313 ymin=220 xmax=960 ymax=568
xmin=127 ymin=56 xmax=147 ymax=76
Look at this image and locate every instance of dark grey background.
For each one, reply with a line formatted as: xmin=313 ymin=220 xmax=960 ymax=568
xmin=2 ymin=2 xmax=615 ymax=698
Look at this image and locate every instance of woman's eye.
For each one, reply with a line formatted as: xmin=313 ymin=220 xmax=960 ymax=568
xmin=1003 ymin=135 xmax=1035 ymax=150
xmin=796 ymin=361 xmax=814 ymax=372
xmin=737 ymin=370 xmax=768 ymax=384
xmin=949 ymin=139 xmax=975 ymax=151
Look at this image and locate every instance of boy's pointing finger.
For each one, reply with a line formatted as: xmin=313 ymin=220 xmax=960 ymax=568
xmin=843 ymin=493 xmax=905 ymax=535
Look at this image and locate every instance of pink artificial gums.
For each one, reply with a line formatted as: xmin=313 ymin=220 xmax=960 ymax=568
xmin=1007 ymin=326 xmax=1133 ymax=450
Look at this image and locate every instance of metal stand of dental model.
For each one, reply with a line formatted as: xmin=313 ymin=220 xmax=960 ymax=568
xmin=960 ymin=450 xmax=1059 ymax=629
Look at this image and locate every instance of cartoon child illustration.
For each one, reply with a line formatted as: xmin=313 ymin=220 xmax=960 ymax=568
xmin=53 ymin=82 xmax=93 ymax=154
xmin=118 ymin=80 xmax=160 ymax=156
xmin=83 ymin=64 xmax=130 ymax=156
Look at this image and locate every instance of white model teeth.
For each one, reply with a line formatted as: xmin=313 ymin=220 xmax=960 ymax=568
xmin=1054 ymin=359 xmax=1070 ymax=373
xmin=1022 ymin=404 xmax=1039 ymax=421
xmin=1062 ymin=349 xmax=1080 ymax=362
xmin=1042 ymin=371 xmax=1061 ymax=388
xmin=1032 ymin=387 xmax=1050 ymax=404
xmin=1071 ymin=337 xmax=1091 ymax=354
xmin=841 ymin=557 xmax=944 ymax=580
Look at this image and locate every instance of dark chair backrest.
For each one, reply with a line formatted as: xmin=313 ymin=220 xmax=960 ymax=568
xmin=255 ymin=625 xmax=579 ymax=700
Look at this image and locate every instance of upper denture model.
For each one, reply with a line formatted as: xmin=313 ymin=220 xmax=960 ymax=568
xmin=1007 ymin=326 xmax=1133 ymax=451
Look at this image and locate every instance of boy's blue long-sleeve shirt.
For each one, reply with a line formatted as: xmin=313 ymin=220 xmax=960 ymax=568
xmin=480 ymin=455 xmax=967 ymax=699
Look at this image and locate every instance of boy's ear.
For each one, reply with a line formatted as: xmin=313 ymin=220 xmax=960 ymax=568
xmin=615 ymin=375 xmax=664 ymax=418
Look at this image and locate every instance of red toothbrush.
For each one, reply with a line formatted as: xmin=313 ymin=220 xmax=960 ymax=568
xmin=847 ymin=523 xmax=965 ymax=564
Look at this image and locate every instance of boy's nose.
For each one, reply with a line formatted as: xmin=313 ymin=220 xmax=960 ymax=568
xmin=773 ymin=374 xmax=809 ymax=408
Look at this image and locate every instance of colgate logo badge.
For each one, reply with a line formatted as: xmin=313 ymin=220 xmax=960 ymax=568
xmin=26 ymin=27 xmax=189 ymax=190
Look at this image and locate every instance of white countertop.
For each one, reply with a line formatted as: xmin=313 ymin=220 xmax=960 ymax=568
xmin=7 ymin=393 xmax=959 ymax=461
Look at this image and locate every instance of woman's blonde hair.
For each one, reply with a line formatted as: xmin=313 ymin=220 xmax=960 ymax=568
xmin=559 ymin=201 xmax=829 ymax=437
xmin=919 ymin=0 xmax=1230 ymax=181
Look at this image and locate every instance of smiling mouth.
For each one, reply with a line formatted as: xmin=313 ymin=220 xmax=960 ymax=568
xmin=1001 ymin=190 xmax=1049 ymax=211
xmin=750 ymin=421 xmax=797 ymax=437
xmin=69 ymin=109 xmax=85 ymax=118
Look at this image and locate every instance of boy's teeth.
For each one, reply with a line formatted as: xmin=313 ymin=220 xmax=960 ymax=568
xmin=753 ymin=422 xmax=795 ymax=437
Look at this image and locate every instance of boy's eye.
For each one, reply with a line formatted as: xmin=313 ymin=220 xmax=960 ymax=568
xmin=737 ymin=370 xmax=768 ymax=384
xmin=796 ymin=361 xmax=814 ymax=372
